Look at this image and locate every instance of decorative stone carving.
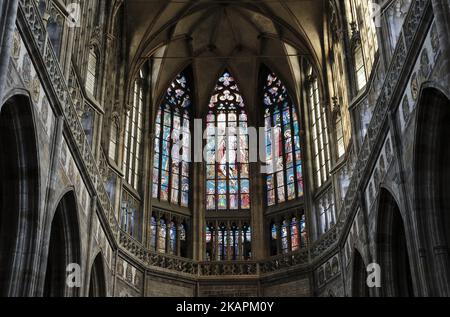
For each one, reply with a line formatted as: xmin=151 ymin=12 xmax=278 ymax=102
xmin=31 ymin=76 xmax=40 ymax=104
xmin=419 ymin=49 xmax=431 ymax=81
xmin=12 ymin=31 xmax=21 ymax=60
xmin=41 ymin=96 xmax=48 ymax=127
xmin=431 ymin=23 xmax=439 ymax=56
xmin=402 ymin=95 xmax=410 ymax=124
xmin=22 ymin=53 xmax=31 ymax=85
xmin=410 ymin=72 xmax=419 ymax=101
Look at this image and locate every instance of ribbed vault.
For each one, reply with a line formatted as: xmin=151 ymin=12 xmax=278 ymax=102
xmin=123 ymin=0 xmax=325 ymax=110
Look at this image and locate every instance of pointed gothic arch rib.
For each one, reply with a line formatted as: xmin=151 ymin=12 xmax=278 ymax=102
xmin=43 ymin=190 xmax=81 ymax=297
xmin=376 ymin=188 xmax=414 ymax=297
xmin=89 ymin=252 xmax=107 ymax=297
xmin=413 ymin=85 xmax=450 ymax=296
xmin=352 ymin=249 xmax=369 ymax=297
xmin=0 ymin=94 xmax=39 ymax=296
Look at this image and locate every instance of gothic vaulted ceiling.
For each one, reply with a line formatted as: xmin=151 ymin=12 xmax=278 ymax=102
xmin=124 ymin=0 xmax=325 ymax=110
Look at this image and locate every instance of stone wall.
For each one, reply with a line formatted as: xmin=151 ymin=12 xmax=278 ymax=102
xmin=146 ymin=275 xmax=195 ymax=297
xmin=263 ymin=277 xmax=311 ymax=297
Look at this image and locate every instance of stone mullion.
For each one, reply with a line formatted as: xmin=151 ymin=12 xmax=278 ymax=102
xmin=286 ymin=217 xmax=292 ymax=253
xmin=238 ymin=221 xmax=243 ymax=260
xmin=276 ymin=218 xmax=282 ymax=255
xmin=214 ymin=220 xmax=219 ymax=261
xmin=224 ymin=221 xmax=228 ymax=261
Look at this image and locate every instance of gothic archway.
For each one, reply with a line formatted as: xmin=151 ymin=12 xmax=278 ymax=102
xmin=376 ymin=189 xmax=414 ymax=297
xmin=0 ymin=95 xmax=39 ymax=296
xmin=352 ymin=249 xmax=369 ymax=297
xmin=43 ymin=191 xmax=81 ymax=297
xmin=414 ymin=86 xmax=450 ymax=296
xmin=89 ymin=253 xmax=107 ymax=297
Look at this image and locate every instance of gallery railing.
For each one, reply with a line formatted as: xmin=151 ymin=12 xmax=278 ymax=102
xmin=18 ymin=0 xmax=120 ymax=239
xmin=119 ymin=229 xmax=332 ymax=277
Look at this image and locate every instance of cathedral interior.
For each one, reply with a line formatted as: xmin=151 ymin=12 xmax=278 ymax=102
xmin=0 ymin=0 xmax=449 ymax=297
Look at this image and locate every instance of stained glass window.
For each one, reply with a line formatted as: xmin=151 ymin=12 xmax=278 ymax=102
xmin=263 ymin=72 xmax=304 ymax=206
xmin=269 ymin=212 xmax=307 ymax=256
xmin=158 ymin=218 xmax=167 ymax=253
xmin=205 ymin=223 xmax=251 ymax=260
xmin=150 ymin=216 xmax=157 ymax=251
xmin=152 ymin=72 xmax=191 ymax=207
xmin=206 ymin=71 xmax=250 ymax=211
xmin=300 ymin=214 xmax=307 ymax=248
xmin=281 ymin=220 xmax=289 ymax=254
xmin=291 ymin=217 xmax=300 ymax=251
xmin=169 ymin=221 xmax=176 ymax=255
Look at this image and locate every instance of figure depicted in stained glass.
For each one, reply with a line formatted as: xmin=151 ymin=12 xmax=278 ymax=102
xmin=152 ymin=72 xmax=192 ymax=207
xmin=206 ymin=71 xmax=251 ymax=211
xmin=263 ymin=71 xmax=304 ymax=206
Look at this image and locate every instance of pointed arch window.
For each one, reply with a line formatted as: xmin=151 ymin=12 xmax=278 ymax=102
xmin=123 ymin=70 xmax=145 ymax=190
xmin=205 ymin=72 xmax=250 ymax=211
xmin=86 ymin=47 xmax=98 ymax=96
xmin=345 ymin=0 xmax=379 ymax=92
xmin=263 ymin=72 xmax=304 ymax=206
xmin=305 ymin=65 xmax=331 ymax=188
xmin=152 ymin=72 xmax=192 ymax=207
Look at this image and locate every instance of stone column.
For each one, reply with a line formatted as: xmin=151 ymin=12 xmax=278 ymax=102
xmin=214 ymin=221 xmax=219 ymax=261
xmin=192 ymin=160 xmax=204 ymax=260
xmin=165 ymin=218 xmax=171 ymax=254
xmin=249 ymin=160 xmax=265 ymax=260
xmin=0 ymin=0 xmax=19 ymax=105
xmin=238 ymin=221 xmax=243 ymax=260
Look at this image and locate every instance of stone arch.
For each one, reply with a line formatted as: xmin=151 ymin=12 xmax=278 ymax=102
xmin=0 ymin=94 xmax=40 ymax=296
xmin=88 ymin=252 xmax=107 ymax=297
xmin=413 ymin=85 xmax=450 ymax=296
xmin=43 ymin=190 xmax=81 ymax=297
xmin=351 ymin=249 xmax=369 ymax=297
xmin=376 ymin=188 xmax=414 ymax=297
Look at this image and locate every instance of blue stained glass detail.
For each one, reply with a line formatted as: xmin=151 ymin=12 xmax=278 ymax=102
xmin=152 ymin=71 xmax=192 ymax=206
xmin=206 ymin=71 xmax=251 ymax=211
xmin=264 ymin=71 xmax=304 ymax=205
